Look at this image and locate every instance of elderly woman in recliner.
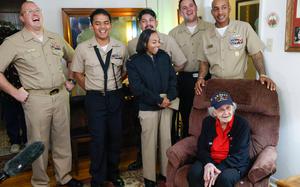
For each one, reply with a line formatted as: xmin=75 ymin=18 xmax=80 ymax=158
xmin=188 ymin=91 xmax=250 ymax=187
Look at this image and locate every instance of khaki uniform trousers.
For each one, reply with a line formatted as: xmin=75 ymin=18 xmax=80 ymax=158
xmin=22 ymin=87 xmax=72 ymax=187
xmin=139 ymin=108 xmax=173 ymax=181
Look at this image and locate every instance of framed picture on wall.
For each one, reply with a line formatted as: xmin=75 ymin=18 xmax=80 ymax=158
xmin=62 ymin=8 xmax=142 ymax=48
xmin=285 ymin=0 xmax=300 ymax=52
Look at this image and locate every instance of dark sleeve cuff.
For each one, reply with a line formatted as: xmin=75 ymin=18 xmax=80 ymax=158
xmin=167 ymin=94 xmax=176 ymax=101
xmin=157 ymin=96 xmax=163 ymax=105
xmin=216 ymin=163 xmax=228 ymax=172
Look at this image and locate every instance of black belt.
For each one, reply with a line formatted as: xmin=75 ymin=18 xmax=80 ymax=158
xmin=27 ymin=87 xmax=62 ymax=95
xmin=86 ymin=89 xmax=121 ymax=96
xmin=178 ymin=71 xmax=198 ymax=77
xmin=50 ymin=89 xmax=59 ymax=95
xmin=178 ymin=71 xmax=211 ymax=80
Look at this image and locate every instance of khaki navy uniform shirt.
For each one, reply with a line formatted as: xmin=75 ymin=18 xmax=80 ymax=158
xmin=127 ymin=32 xmax=186 ymax=67
xmin=169 ymin=18 xmax=212 ymax=72
xmin=0 ymin=28 xmax=74 ymax=89
xmin=198 ymin=20 xmax=264 ymax=79
xmin=71 ymin=36 xmax=127 ymax=91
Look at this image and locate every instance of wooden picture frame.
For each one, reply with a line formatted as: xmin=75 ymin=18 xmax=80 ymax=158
xmin=177 ymin=9 xmax=184 ymax=24
xmin=285 ymin=0 xmax=300 ymax=52
xmin=62 ymin=8 xmax=142 ymax=48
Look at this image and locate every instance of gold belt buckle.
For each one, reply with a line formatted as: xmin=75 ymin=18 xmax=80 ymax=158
xmin=49 ymin=88 xmax=59 ymax=95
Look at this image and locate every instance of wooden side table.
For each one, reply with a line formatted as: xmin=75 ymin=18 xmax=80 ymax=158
xmin=277 ymin=175 xmax=300 ymax=187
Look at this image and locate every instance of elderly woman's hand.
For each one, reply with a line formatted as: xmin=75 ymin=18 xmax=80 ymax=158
xmin=208 ymin=172 xmax=220 ymax=187
xmin=203 ymin=163 xmax=221 ymax=187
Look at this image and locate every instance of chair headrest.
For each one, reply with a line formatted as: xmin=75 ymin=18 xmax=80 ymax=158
xmin=194 ymin=79 xmax=279 ymax=116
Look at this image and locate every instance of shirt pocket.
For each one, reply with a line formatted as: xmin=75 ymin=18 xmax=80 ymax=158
xmin=24 ymin=50 xmax=41 ymax=60
xmin=51 ymin=48 xmax=64 ymax=57
xmin=177 ymin=38 xmax=188 ymax=48
xmin=111 ymin=58 xmax=123 ymax=67
xmin=23 ymin=50 xmax=42 ymax=71
xmin=203 ymin=45 xmax=218 ymax=65
xmin=228 ymin=37 xmax=246 ymax=51
xmin=111 ymin=53 xmax=123 ymax=67
xmin=228 ymin=44 xmax=246 ymax=51
xmin=204 ymin=45 xmax=217 ymax=55
xmin=227 ymin=41 xmax=246 ymax=59
xmin=85 ymin=60 xmax=101 ymax=77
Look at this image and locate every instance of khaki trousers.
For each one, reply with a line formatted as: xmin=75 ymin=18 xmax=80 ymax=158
xmin=139 ymin=108 xmax=173 ymax=181
xmin=22 ymin=88 xmax=72 ymax=187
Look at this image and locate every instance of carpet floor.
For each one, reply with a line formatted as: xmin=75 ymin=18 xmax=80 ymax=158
xmin=81 ymin=169 xmax=144 ymax=187
xmin=0 ymin=124 xmax=11 ymax=157
xmin=81 ymin=169 xmax=166 ymax=187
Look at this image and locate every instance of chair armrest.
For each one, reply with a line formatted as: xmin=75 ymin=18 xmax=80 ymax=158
xmin=248 ymin=146 xmax=277 ymax=183
xmin=166 ymin=136 xmax=197 ymax=169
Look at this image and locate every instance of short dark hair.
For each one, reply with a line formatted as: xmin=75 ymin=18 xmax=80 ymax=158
xmin=136 ymin=29 xmax=156 ymax=54
xmin=89 ymin=8 xmax=111 ymax=24
xmin=138 ymin=8 xmax=156 ymax=22
xmin=178 ymin=0 xmax=197 ymax=10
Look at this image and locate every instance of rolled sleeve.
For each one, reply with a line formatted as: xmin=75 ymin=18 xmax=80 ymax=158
xmin=168 ymin=36 xmax=187 ymax=67
xmin=197 ymin=36 xmax=208 ymax=63
xmin=61 ymin=38 xmax=75 ymax=62
xmin=245 ymin=22 xmax=265 ymax=55
xmin=71 ymin=45 xmax=85 ymax=73
xmin=0 ymin=39 xmax=16 ymax=73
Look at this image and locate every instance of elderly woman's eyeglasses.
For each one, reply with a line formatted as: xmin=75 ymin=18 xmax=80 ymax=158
xmin=22 ymin=8 xmax=42 ymax=15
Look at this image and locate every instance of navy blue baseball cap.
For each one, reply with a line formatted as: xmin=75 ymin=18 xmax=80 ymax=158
xmin=210 ymin=91 xmax=233 ymax=109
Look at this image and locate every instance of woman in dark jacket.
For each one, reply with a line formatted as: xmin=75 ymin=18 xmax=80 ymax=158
xmin=188 ymin=91 xmax=250 ymax=187
xmin=126 ymin=29 xmax=177 ymax=187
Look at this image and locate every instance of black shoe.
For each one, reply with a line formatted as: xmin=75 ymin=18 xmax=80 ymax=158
xmin=90 ymin=180 xmax=104 ymax=187
xmin=144 ymin=178 xmax=156 ymax=187
xmin=157 ymin=174 xmax=166 ymax=182
xmin=127 ymin=159 xmax=142 ymax=170
xmin=65 ymin=178 xmax=83 ymax=187
xmin=112 ymin=176 xmax=125 ymax=187
xmin=90 ymin=183 xmax=104 ymax=187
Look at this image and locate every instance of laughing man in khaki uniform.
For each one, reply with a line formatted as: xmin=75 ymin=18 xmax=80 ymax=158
xmin=0 ymin=2 xmax=82 ymax=187
xmin=169 ymin=0 xmax=212 ymax=138
xmin=195 ymin=0 xmax=276 ymax=95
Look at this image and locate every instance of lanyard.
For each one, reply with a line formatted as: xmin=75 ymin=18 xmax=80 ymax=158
xmin=93 ymin=46 xmax=115 ymax=94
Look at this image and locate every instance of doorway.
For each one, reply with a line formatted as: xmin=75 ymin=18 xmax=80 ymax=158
xmin=236 ymin=0 xmax=260 ymax=79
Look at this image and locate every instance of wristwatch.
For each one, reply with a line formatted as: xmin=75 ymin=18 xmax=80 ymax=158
xmin=68 ymin=79 xmax=77 ymax=85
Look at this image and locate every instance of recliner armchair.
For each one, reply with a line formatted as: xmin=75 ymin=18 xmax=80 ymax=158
xmin=166 ymin=79 xmax=280 ymax=187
